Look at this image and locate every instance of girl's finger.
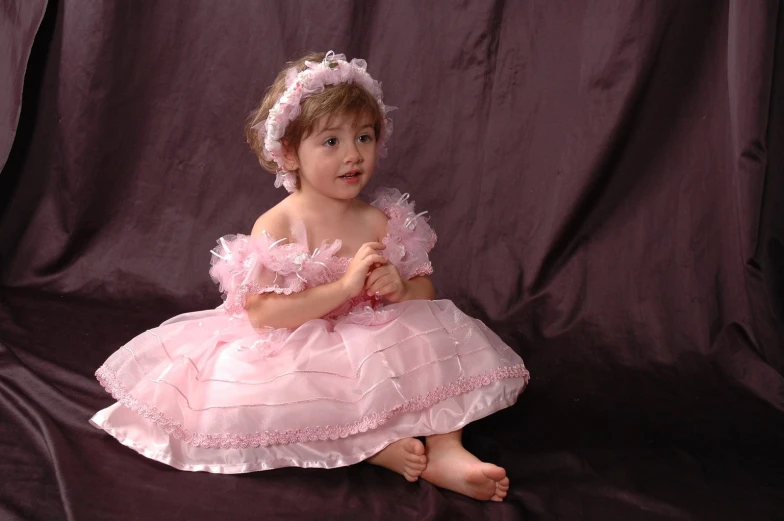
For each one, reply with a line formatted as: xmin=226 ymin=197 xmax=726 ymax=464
xmin=365 ymin=278 xmax=381 ymax=295
xmin=363 ymin=254 xmax=387 ymax=267
xmin=367 ymin=274 xmax=393 ymax=294
xmin=366 ymin=265 xmax=390 ymax=287
xmin=358 ymin=242 xmax=386 ymax=258
xmin=377 ymin=281 xmax=399 ymax=296
xmin=366 ymin=270 xmax=381 ymax=287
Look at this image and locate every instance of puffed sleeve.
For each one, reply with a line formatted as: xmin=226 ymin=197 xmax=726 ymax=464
xmin=371 ymin=188 xmax=437 ymax=280
xmin=208 ymin=233 xmax=309 ymax=315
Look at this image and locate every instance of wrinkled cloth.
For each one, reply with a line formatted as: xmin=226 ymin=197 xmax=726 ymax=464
xmin=90 ymin=188 xmax=528 ymax=473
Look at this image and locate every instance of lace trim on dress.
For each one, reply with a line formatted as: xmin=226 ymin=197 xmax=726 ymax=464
xmin=95 ymin=364 xmax=529 ymax=450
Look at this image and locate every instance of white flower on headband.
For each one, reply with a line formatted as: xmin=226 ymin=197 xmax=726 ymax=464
xmin=253 ymin=51 xmax=394 ymax=192
xmin=274 ymin=171 xmax=298 ymax=192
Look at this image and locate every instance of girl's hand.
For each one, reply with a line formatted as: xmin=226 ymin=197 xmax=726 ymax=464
xmin=341 ymin=242 xmax=387 ymax=298
xmin=365 ymin=264 xmax=408 ymax=303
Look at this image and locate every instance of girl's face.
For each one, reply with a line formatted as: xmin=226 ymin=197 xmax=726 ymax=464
xmin=289 ymin=113 xmax=377 ymax=200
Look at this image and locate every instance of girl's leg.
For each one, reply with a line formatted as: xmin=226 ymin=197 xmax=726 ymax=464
xmin=367 ymin=438 xmax=427 ymax=482
xmin=420 ymin=430 xmax=510 ymax=501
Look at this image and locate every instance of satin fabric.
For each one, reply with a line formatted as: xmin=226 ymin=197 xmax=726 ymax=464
xmin=90 ymin=300 xmax=528 ymax=473
xmin=90 ymin=188 xmax=528 ymax=472
xmin=4 ymin=1 xmax=783 ymax=518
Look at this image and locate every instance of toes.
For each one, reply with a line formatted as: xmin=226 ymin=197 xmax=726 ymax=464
xmin=493 ymin=479 xmax=509 ymax=501
xmin=407 ymin=462 xmax=427 ymax=472
xmin=404 ymin=438 xmax=425 ymax=456
xmin=481 ymin=463 xmax=507 ymax=482
xmin=403 ymin=463 xmax=425 ymax=482
xmin=405 ymin=453 xmax=427 ymax=465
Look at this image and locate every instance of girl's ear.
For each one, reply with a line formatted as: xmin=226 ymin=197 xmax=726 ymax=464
xmin=282 ymin=140 xmax=299 ymax=171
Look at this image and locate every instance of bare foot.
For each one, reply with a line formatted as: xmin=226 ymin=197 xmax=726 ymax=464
xmin=421 ymin=433 xmax=510 ymax=501
xmin=367 ymin=438 xmax=427 ymax=482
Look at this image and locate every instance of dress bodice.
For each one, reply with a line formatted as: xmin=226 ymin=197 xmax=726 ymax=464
xmin=209 ymin=188 xmax=437 ymax=317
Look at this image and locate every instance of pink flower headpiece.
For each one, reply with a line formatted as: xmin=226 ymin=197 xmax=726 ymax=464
xmin=254 ymin=51 xmax=394 ymax=192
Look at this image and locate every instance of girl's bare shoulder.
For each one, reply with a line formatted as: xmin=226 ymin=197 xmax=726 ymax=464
xmin=355 ymin=200 xmax=389 ymax=238
xmin=251 ymin=200 xmax=292 ymax=240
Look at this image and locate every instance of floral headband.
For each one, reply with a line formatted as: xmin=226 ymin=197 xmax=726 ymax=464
xmin=253 ymin=51 xmax=394 ymax=192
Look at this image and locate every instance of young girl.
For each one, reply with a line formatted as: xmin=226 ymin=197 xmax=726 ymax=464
xmin=91 ymin=51 xmax=529 ymax=502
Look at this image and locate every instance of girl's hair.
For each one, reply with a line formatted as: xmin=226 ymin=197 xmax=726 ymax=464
xmin=246 ymin=52 xmax=384 ymax=178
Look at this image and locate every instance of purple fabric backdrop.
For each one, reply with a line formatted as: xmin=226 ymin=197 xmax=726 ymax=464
xmin=1 ymin=0 xmax=783 ymax=520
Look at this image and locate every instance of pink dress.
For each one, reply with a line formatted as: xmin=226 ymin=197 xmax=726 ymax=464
xmin=90 ymin=188 xmax=529 ymax=473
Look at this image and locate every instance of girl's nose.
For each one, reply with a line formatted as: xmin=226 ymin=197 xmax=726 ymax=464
xmin=344 ymin=142 xmax=363 ymax=164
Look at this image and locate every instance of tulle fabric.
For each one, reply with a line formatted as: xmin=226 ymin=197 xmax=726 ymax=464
xmin=91 ymin=188 xmax=529 ymax=473
xmin=208 ymin=188 xmax=436 ymax=316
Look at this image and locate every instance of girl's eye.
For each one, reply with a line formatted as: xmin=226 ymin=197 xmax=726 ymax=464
xmin=324 ymin=138 xmax=338 ymax=147
xmin=358 ymin=134 xmax=374 ymax=144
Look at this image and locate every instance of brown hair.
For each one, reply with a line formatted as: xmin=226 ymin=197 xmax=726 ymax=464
xmin=246 ymin=52 xmax=384 ymax=180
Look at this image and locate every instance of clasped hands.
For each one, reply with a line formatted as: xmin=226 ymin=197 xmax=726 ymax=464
xmin=341 ymin=242 xmax=408 ymax=303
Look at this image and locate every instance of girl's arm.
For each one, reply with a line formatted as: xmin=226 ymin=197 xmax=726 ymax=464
xmin=402 ymin=276 xmax=436 ymax=301
xmin=246 ymin=242 xmax=388 ymax=329
xmin=365 ymin=265 xmax=435 ymax=303
xmin=246 ymin=281 xmax=351 ymax=329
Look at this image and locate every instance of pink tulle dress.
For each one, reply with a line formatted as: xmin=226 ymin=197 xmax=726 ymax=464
xmin=90 ymin=188 xmax=529 ymax=473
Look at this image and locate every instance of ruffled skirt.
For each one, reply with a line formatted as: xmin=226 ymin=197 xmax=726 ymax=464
xmin=90 ymin=299 xmax=529 ymax=473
